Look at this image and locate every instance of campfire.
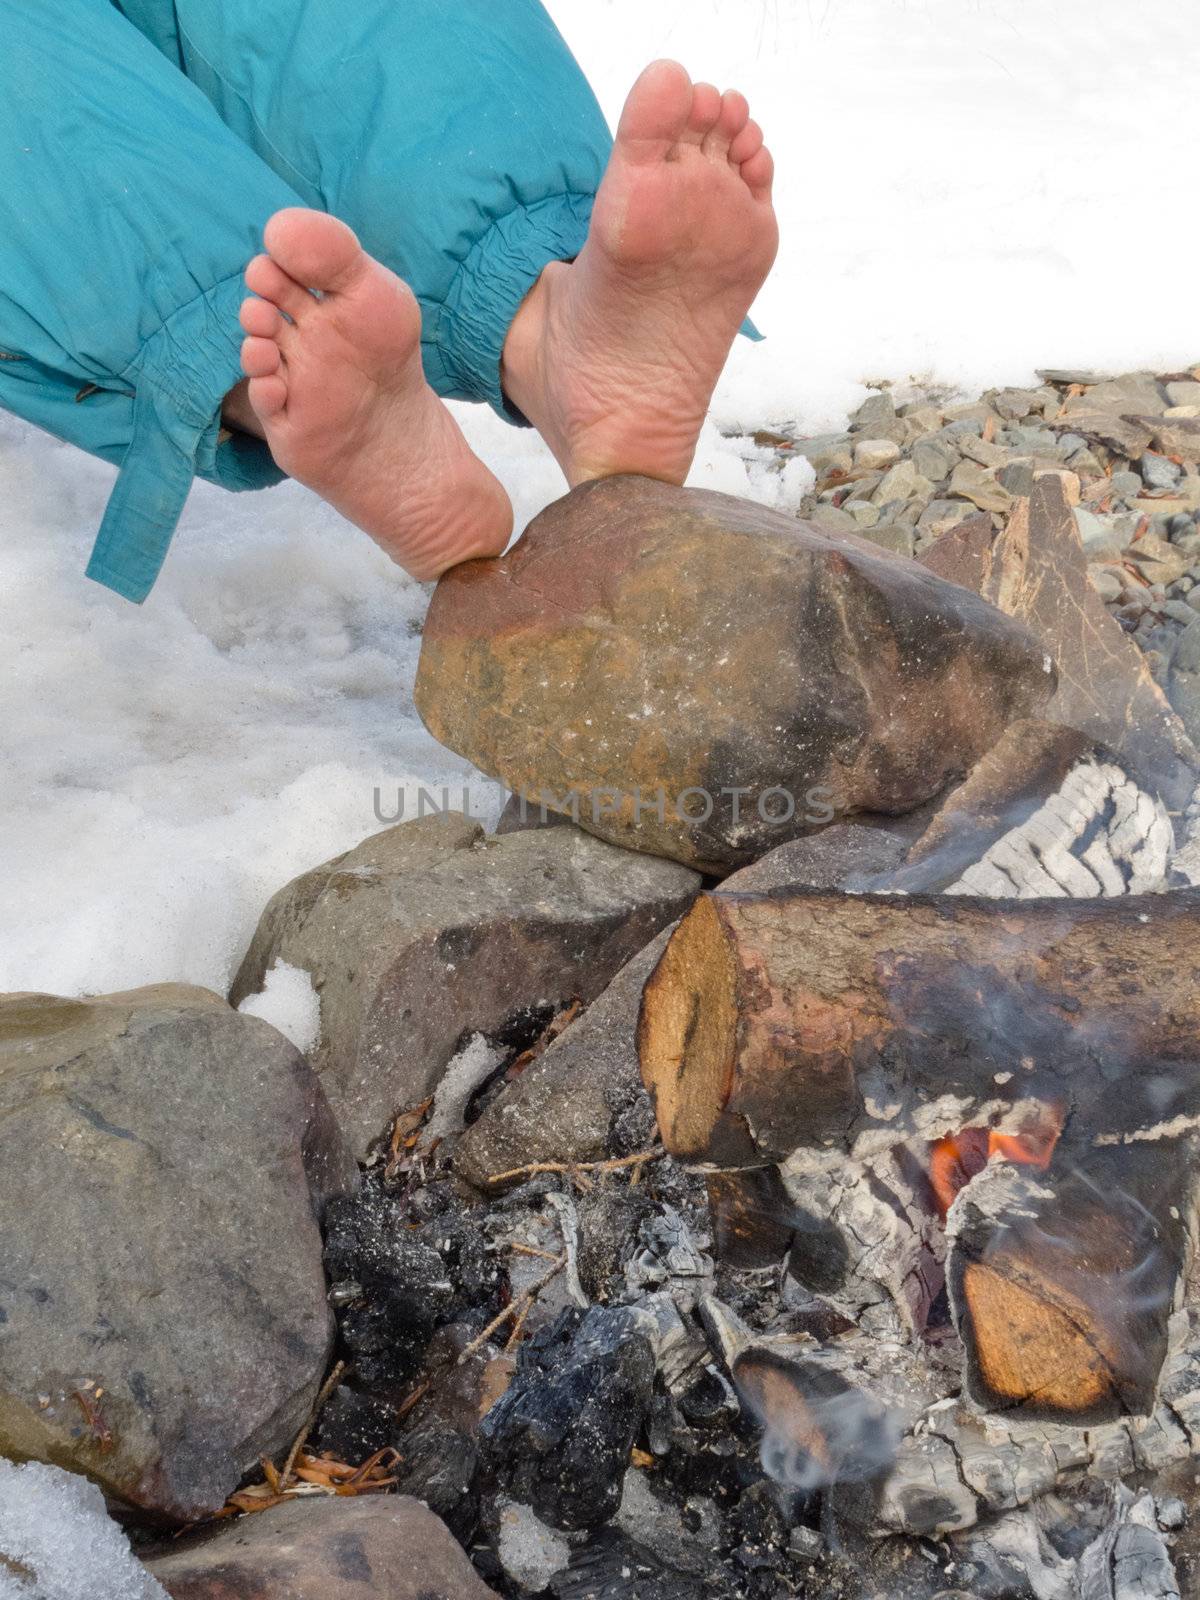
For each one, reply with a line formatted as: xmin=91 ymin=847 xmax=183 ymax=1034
xmin=11 ymin=390 xmax=1200 ymax=1599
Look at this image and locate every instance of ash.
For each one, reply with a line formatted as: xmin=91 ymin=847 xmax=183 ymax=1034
xmin=311 ymin=1127 xmax=1187 ymax=1600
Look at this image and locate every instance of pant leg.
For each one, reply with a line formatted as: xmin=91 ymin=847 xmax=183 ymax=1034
xmin=0 ymin=0 xmax=304 ymax=603
xmin=124 ymin=0 xmax=614 ymax=421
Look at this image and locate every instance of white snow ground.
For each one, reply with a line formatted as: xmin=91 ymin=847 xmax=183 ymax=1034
xmin=2 ymin=0 xmax=1198 ymax=1000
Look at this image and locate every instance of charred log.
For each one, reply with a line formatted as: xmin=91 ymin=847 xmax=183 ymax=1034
xmin=637 ymin=887 xmax=1200 ymax=1169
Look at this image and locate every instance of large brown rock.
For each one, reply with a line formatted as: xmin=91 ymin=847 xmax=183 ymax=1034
xmin=145 ymin=1496 xmax=499 ymax=1598
xmin=921 ymin=476 xmax=1200 ymax=810
xmin=0 ymin=987 xmax=355 ymax=1522
xmin=414 ymin=476 xmax=1055 ymax=873
xmin=230 ymin=811 xmax=699 ymax=1158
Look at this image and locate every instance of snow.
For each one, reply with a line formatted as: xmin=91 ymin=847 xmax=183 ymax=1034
xmin=2 ymin=0 xmax=1197 ymax=1000
xmin=0 ymin=1460 xmax=167 ymax=1600
xmin=236 ymin=959 xmax=322 ymax=1052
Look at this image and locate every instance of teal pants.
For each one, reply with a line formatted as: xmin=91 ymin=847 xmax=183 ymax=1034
xmin=0 ymin=0 xmax=611 ymax=602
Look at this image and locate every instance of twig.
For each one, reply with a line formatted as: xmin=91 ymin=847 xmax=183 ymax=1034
xmin=486 ymin=1145 xmax=664 ymax=1187
xmin=457 ymin=1253 xmax=567 ymax=1364
xmin=510 ymin=1241 xmax=561 ymax=1262
xmin=504 ymin=1297 xmax=534 ymax=1352
xmin=279 ymin=1359 xmax=345 ymax=1492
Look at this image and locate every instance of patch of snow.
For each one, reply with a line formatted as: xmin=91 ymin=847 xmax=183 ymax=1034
xmin=236 ymin=958 xmax=322 ymax=1053
xmin=0 ymin=1461 xmax=167 ymax=1600
xmin=425 ymin=1032 xmax=508 ymax=1143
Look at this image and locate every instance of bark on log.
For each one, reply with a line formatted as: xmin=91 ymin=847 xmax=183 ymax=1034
xmin=637 ymin=886 xmax=1200 ymax=1168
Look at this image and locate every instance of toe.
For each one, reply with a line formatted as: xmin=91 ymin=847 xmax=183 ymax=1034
xmin=239 ymin=296 xmax=282 ymax=338
xmin=616 ymin=59 xmax=693 ymax=153
xmin=741 ymin=144 xmax=775 ymax=202
xmin=241 ymin=335 xmax=282 ymax=380
xmin=681 ymin=82 xmax=722 ymax=145
xmin=703 ymin=89 xmax=750 ymax=159
xmin=248 ymin=373 xmax=288 ymax=421
xmin=245 ymin=254 xmax=314 ymax=323
xmin=728 ymin=118 xmax=764 ymax=167
xmin=263 ymin=207 xmax=365 ymax=295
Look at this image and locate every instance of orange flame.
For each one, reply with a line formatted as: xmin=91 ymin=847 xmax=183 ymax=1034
xmin=929 ymin=1112 xmax=1062 ymax=1218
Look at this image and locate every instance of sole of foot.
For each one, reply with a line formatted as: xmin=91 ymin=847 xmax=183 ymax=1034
xmin=501 ymin=59 xmax=779 ymax=487
xmin=239 ymin=208 xmax=512 ymax=581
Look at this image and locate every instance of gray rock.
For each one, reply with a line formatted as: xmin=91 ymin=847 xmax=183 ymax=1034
xmin=843 ymin=498 xmax=881 ymax=528
xmin=986 ymin=386 xmax=1055 ymax=421
xmin=1073 ymin=508 xmax=1125 ymax=560
xmin=1141 ymin=451 xmax=1184 ymax=493
xmin=1036 ymin=367 xmax=1113 ymax=386
xmin=849 ymin=392 xmax=896 ymax=434
xmin=911 ymin=433 xmax=961 ymax=483
xmin=721 ymin=822 xmax=912 ymax=893
xmin=145 ymin=1495 xmax=500 ymax=1598
xmin=948 ymin=460 xmax=1012 ymax=514
xmin=230 ymin=814 xmax=699 ymax=1158
xmin=853 ymin=437 xmax=901 ymax=471
xmin=808 ymin=503 xmax=858 ymax=534
xmin=872 ymin=459 xmax=934 ymax=506
xmin=859 ymin=521 xmax=916 ymax=556
xmin=1111 ymin=471 xmax=1144 ymax=498
xmin=1062 ymin=373 xmax=1167 ymax=416
xmin=1166 ymin=381 xmax=1200 ymax=410
xmin=956 ymin=434 xmax=1008 ymax=470
xmin=0 ymin=986 xmax=354 ymax=1521
xmin=1003 ymin=426 xmax=1069 ymax=459
xmin=1090 ymin=568 xmax=1124 ymax=604
xmin=918 ymin=500 xmax=972 ymax=541
xmin=997 ymin=461 xmax=1035 ymax=498
xmin=454 ymin=926 xmax=672 ymax=1191
xmin=899 ymin=404 xmax=944 ymax=432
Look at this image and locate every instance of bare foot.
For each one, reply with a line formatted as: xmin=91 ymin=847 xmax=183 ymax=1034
xmin=501 ymin=60 xmax=779 ymax=487
xmin=239 ymin=210 xmax=512 ymax=580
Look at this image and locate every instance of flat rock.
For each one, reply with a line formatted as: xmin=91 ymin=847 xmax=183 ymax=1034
xmin=1049 ymin=411 xmax=1156 ymax=459
xmin=0 ymin=987 xmax=354 ymax=1522
xmin=230 ymin=812 xmax=699 ymax=1158
xmin=415 ymin=477 xmax=1055 ymax=874
xmin=921 ymin=479 xmax=1200 ymax=810
xmin=144 ymin=1496 xmax=499 ymax=1598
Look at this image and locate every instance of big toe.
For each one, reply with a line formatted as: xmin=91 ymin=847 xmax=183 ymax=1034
xmin=616 ymin=59 xmax=694 ymax=150
xmin=263 ymin=207 xmax=364 ymax=293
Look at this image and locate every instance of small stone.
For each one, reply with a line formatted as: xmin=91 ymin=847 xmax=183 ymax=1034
xmin=853 ymin=437 xmax=901 ymax=471
xmin=911 ymin=433 xmax=961 ymax=483
xmin=1089 ymin=568 xmax=1124 ymax=604
xmin=1161 ymin=599 xmax=1197 ymax=626
xmin=809 ymin=503 xmax=858 ymax=534
xmin=1187 ymin=590 xmax=1200 ymax=614
xmin=1062 ymin=374 xmax=1167 ymax=416
xmin=1166 ymin=382 xmax=1200 ymax=410
xmin=1125 ymin=533 xmax=1193 ymax=586
xmin=1003 ymin=425 xmax=1067 ymax=458
xmin=859 ymin=522 xmax=916 ymax=557
xmin=917 ymin=500 xmax=971 ymax=542
xmin=1141 ymin=451 xmax=1184 ymax=493
xmin=988 ymin=386 xmax=1054 ymax=421
xmin=1170 ymin=512 xmax=1198 ymax=541
xmin=872 ymin=459 xmax=935 ymax=506
xmin=813 ymin=446 xmax=854 ymax=477
xmin=843 ymin=498 xmax=881 ymax=528
xmin=1036 ymin=367 xmax=1112 ymax=386
xmin=942 ymin=401 xmax=998 ymax=429
xmin=900 ymin=403 xmax=944 ymax=432
xmin=1111 ymin=470 xmax=1143 ymax=498
xmin=997 ymin=461 xmax=1035 ymax=498
xmin=1166 ymin=404 xmax=1200 ymax=419
xmin=1067 ymin=445 xmax=1105 ymax=475
xmin=1073 ymin=507 xmax=1126 ymax=559
xmin=957 ymin=434 xmax=1008 ymax=469
xmin=947 ymin=460 xmax=1012 ymax=514
xmin=850 ymin=391 xmax=896 ymax=434
xmin=1034 ymin=468 xmax=1081 ymax=505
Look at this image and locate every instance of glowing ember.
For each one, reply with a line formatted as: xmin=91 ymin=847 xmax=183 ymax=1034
xmin=930 ymin=1114 xmax=1062 ymax=1217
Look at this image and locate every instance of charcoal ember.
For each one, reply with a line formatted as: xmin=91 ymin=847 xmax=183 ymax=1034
xmin=393 ymin=1422 xmax=480 ymax=1543
xmin=624 ymin=1204 xmax=715 ymax=1306
xmin=311 ymin=1383 xmax=401 ymax=1462
xmin=480 ymin=1306 xmax=656 ymax=1531
xmin=548 ymin=1528 xmax=709 ymax=1600
xmin=425 ymin=1211 xmax=504 ymax=1317
xmin=324 ymin=1191 xmax=455 ymax=1383
xmin=572 ymin=1185 xmax=654 ymax=1302
xmin=730 ymin=1479 xmax=793 ymax=1573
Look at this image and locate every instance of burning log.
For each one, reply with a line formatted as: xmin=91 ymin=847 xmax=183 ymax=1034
xmin=947 ymin=1143 xmax=1190 ymax=1424
xmin=637 ymin=886 xmax=1200 ymax=1169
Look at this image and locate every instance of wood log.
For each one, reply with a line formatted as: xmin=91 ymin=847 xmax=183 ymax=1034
xmin=637 ymin=886 xmax=1200 ymax=1168
xmin=948 ymin=1141 xmax=1190 ymax=1424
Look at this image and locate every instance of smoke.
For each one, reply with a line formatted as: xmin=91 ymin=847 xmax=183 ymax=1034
xmin=733 ymin=1351 xmax=902 ymax=1492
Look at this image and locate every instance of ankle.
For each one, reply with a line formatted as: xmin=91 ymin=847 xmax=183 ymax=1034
xmin=500 ymin=261 xmax=567 ymax=433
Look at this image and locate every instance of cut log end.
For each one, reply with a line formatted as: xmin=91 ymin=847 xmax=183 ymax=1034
xmin=637 ymin=895 xmax=737 ymax=1160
